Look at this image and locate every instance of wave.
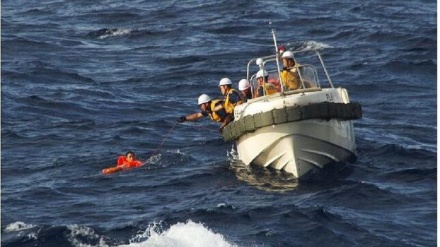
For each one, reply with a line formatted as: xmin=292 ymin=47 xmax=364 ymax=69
xmin=358 ymin=135 xmax=437 ymax=158
xmin=2 ymin=223 xmax=106 ymax=247
xmin=1 ymin=221 xmax=238 ymax=247
xmin=87 ymin=28 xmax=134 ymax=39
xmin=2 ymin=59 xmax=97 ymax=85
xmin=126 ymin=220 xmax=238 ymax=247
xmin=383 ymin=167 xmax=436 ymax=183
xmin=383 ymin=58 xmax=436 ymax=72
xmin=2 ymin=37 xmax=59 ymax=51
xmin=4 ymin=222 xmax=36 ymax=232
xmin=284 ymin=40 xmax=333 ymax=52
xmin=315 ymin=181 xmax=407 ymax=207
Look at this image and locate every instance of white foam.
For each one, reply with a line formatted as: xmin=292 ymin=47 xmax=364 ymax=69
xmin=119 ymin=220 xmax=238 ymax=247
xmin=98 ymin=28 xmax=132 ymax=39
xmin=4 ymin=222 xmax=39 ymax=242
xmin=285 ymin=40 xmax=332 ymax=52
xmin=169 ymin=149 xmax=185 ymax=155
xmin=303 ymin=40 xmax=332 ymax=50
xmin=67 ymin=225 xmax=109 ymax=247
xmin=144 ymin=153 xmax=162 ymax=165
xmin=292 ymin=40 xmax=332 ymax=52
xmin=4 ymin=221 xmax=36 ymax=232
xmin=227 ymin=145 xmax=239 ymax=162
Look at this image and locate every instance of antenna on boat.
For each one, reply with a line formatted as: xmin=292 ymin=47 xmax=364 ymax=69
xmin=271 ymin=29 xmax=284 ymax=93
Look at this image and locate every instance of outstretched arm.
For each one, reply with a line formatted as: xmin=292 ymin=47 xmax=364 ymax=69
xmin=178 ymin=112 xmax=204 ymax=122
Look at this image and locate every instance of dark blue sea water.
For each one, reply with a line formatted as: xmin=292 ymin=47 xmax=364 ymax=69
xmin=1 ymin=0 xmax=437 ymax=246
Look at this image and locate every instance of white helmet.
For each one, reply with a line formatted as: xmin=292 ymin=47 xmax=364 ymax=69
xmin=256 ymin=69 xmax=268 ymax=78
xmin=198 ymin=94 xmax=211 ymax=105
xmin=238 ymin=79 xmax=250 ymax=90
xmin=282 ymin=50 xmax=294 ymax=59
xmin=218 ymin=78 xmax=232 ymax=86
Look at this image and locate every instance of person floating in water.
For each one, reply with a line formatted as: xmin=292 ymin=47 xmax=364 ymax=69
xmin=102 ymin=151 xmax=143 ymax=174
xmin=117 ymin=151 xmax=143 ymax=168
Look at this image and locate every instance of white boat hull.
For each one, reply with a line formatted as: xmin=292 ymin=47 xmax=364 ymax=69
xmin=224 ymin=88 xmax=360 ymax=178
xmin=235 ymin=119 xmax=356 ymax=178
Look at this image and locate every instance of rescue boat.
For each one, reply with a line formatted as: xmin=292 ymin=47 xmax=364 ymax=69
xmin=222 ymin=31 xmax=362 ymax=179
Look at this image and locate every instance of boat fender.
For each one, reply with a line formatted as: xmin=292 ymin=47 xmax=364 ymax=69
xmin=222 ymin=102 xmax=362 ymax=141
xmin=272 ymin=108 xmax=288 ymax=124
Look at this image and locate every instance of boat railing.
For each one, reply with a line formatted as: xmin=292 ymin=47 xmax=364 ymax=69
xmin=290 ymin=50 xmax=334 ymax=88
xmin=246 ymin=50 xmax=334 ymax=95
xmin=247 ymin=64 xmax=321 ymax=98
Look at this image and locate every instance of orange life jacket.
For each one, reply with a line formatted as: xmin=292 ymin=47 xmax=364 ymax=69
xmin=117 ymin=156 xmax=142 ymax=168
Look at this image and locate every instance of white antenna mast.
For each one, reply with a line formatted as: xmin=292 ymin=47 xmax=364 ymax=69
xmin=271 ymin=28 xmax=284 ymax=93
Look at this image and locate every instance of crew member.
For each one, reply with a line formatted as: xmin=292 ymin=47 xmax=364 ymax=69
xmin=279 ymin=51 xmax=301 ymax=91
xmin=238 ymin=79 xmax=252 ymax=102
xmin=177 ymin=94 xmax=231 ymax=132
xmin=254 ymin=69 xmax=278 ymax=98
xmin=218 ymin=78 xmax=243 ymax=114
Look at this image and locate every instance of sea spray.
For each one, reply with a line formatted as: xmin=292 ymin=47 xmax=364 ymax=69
xmin=121 ymin=220 xmax=238 ymax=247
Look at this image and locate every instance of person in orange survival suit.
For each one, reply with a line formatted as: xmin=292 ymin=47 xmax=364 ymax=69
xmin=117 ymin=151 xmax=143 ymax=168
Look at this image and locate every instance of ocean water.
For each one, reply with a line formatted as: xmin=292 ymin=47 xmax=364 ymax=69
xmin=1 ymin=0 xmax=437 ymax=246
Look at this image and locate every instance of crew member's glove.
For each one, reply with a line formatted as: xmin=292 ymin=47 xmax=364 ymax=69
xmin=177 ymin=116 xmax=186 ymax=123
